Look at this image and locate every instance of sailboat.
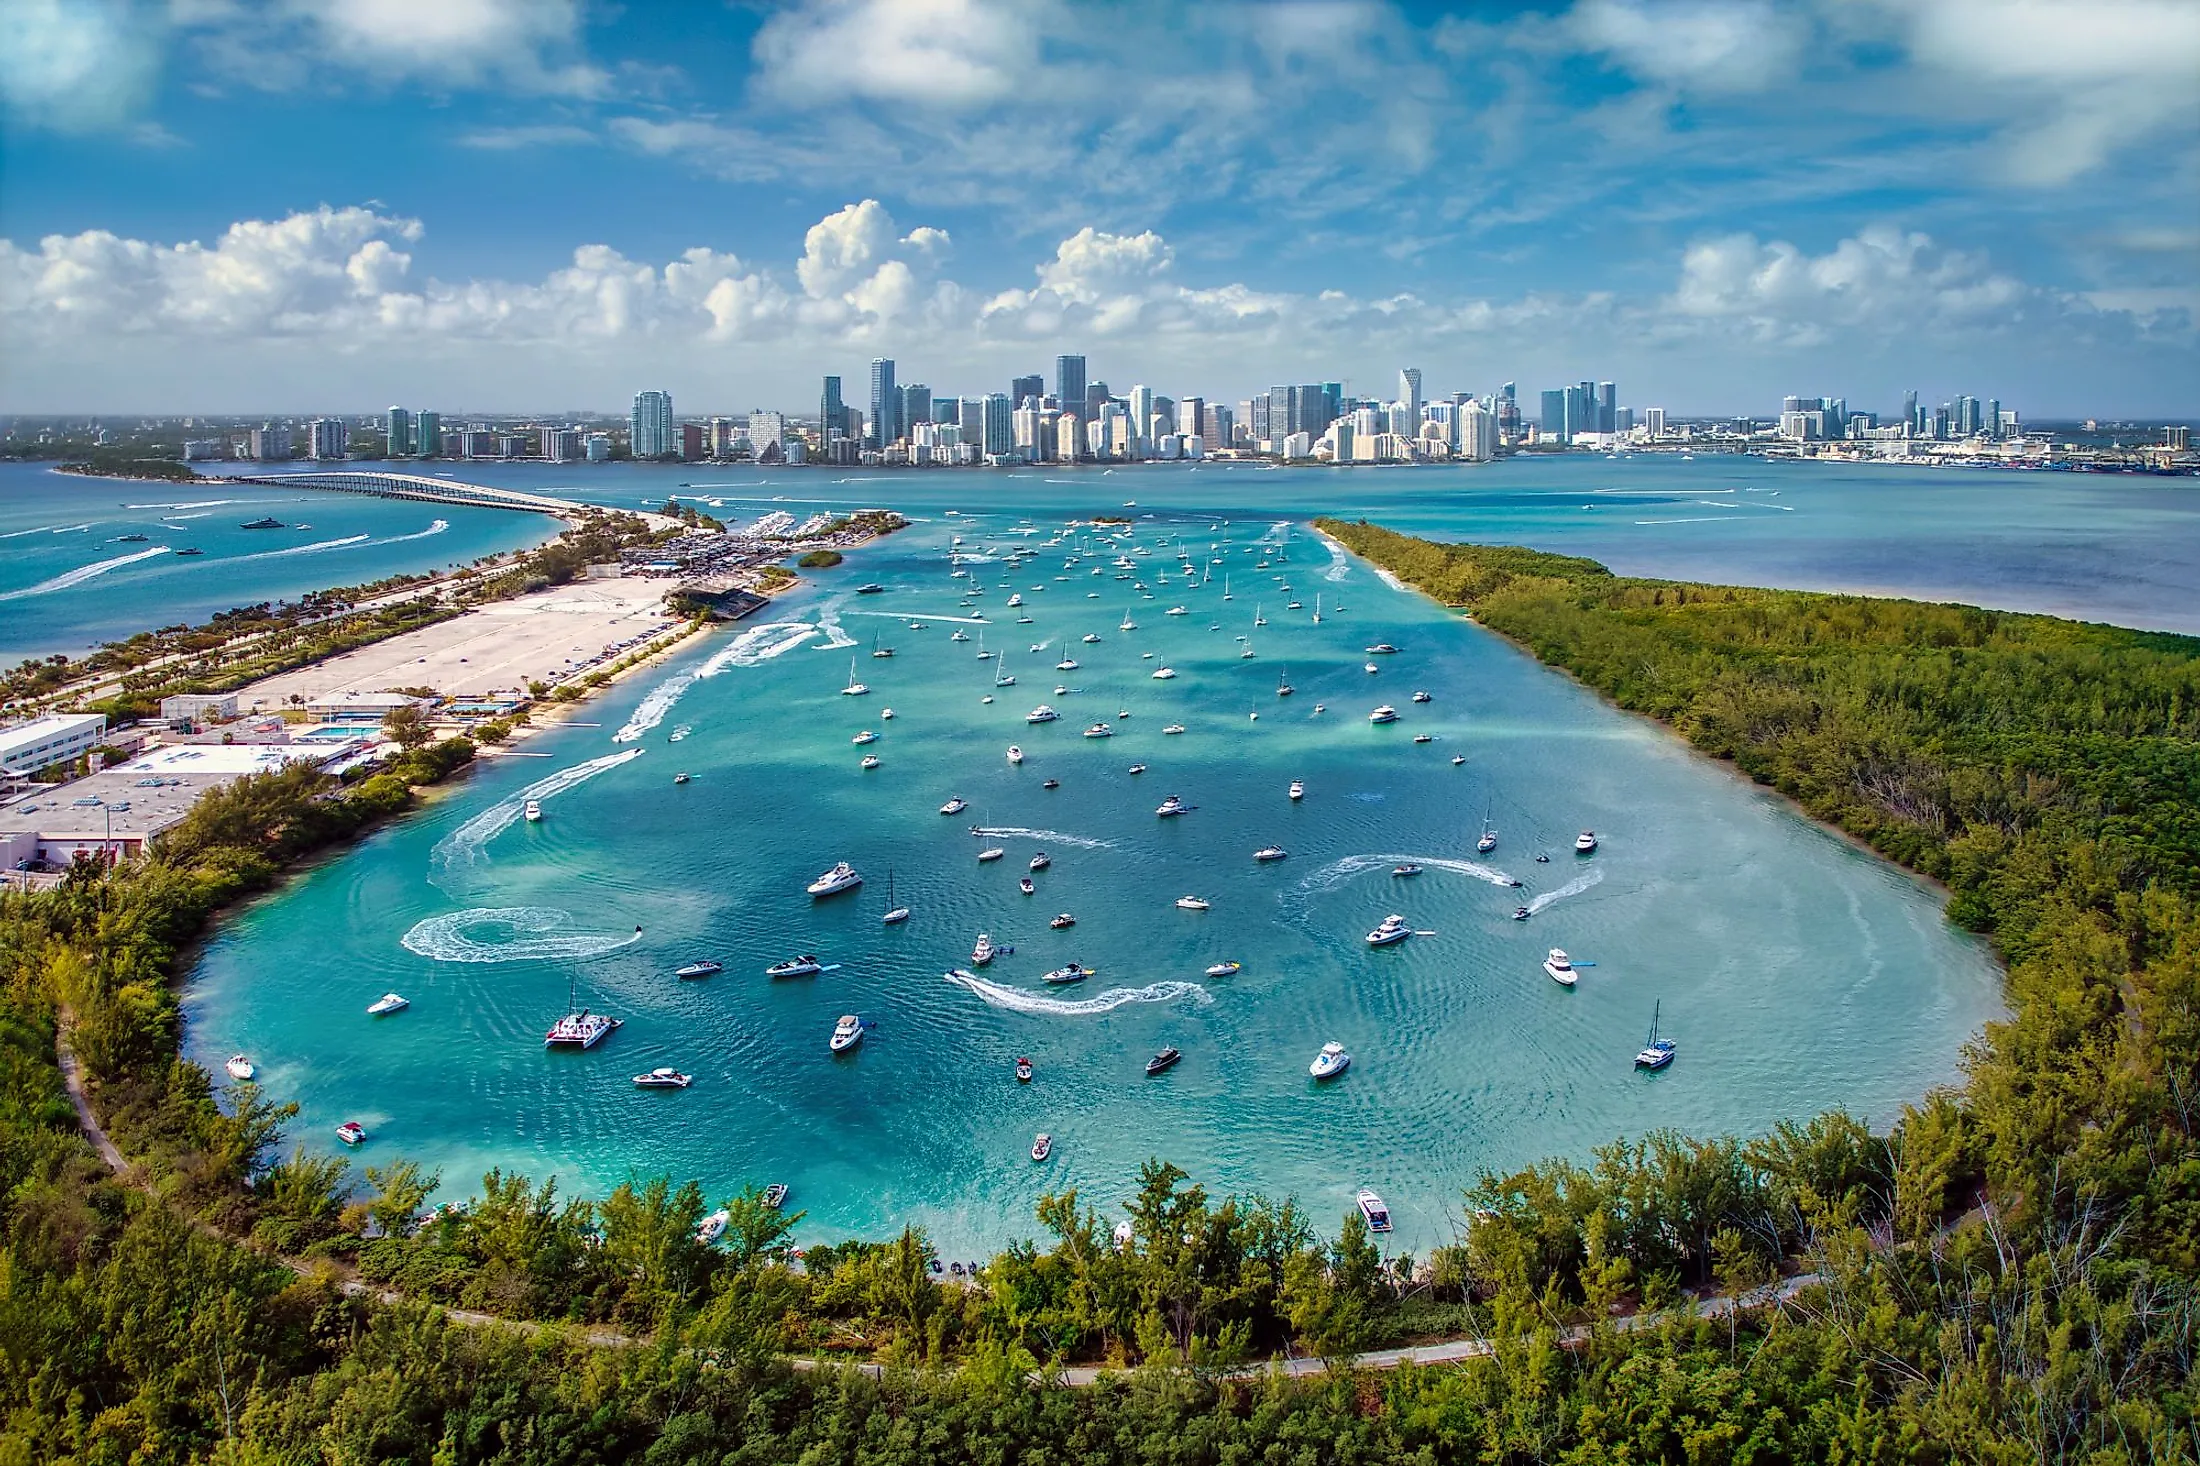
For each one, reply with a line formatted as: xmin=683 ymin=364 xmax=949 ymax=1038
xmin=1253 ymin=603 xmax=1266 ymax=628
xmin=842 ymin=657 xmax=869 ymax=696
xmin=1222 ymin=574 xmax=1232 ymax=601
xmin=1313 ymin=593 xmax=1322 ymax=624
xmin=1477 ymin=804 xmax=1497 ymax=854
xmin=1634 ymin=1002 xmax=1676 ymax=1069
xmin=544 ymin=969 xmax=621 ymax=1049
xmin=871 ymin=631 xmax=893 ymax=659
xmin=882 ymin=870 xmax=910 ymax=925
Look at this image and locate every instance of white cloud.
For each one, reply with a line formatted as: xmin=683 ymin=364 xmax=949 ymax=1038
xmin=1570 ymin=0 xmax=1804 ymax=93
xmin=753 ymin=0 xmax=1041 ymax=109
xmin=1666 ymin=225 xmax=2033 ymax=343
xmin=0 ymin=0 xmax=164 ymax=131
xmin=273 ymin=0 xmax=606 ymax=94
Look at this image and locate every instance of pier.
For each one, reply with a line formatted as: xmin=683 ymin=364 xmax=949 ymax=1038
xmin=230 ymin=470 xmax=677 ymax=529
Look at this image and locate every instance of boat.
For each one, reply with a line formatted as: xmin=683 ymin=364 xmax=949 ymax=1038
xmin=830 ymin=1014 xmax=866 ymax=1053
xmin=1163 ymin=723 xmax=1186 ymax=735
xmin=1166 ymin=605 xmax=1188 ymax=616
xmin=1543 ymin=948 xmax=1579 ymax=986
xmin=1365 ymin=662 xmax=1380 ymax=674
xmin=1042 ymin=962 xmax=1092 ymax=985
xmin=766 ymin=954 xmax=823 ymax=978
xmin=951 ymin=629 xmax=969 ymax=642
xmin=1031 ymin=1133 xmax=1053 ymax=1162
xmin=335 ymin=1121 xmax=366 ymax=1146
xmin=669 ymin=726 xmax=690 ymax=742
xmin=1056 ymin=658 xmax=1079 ymax=670
xmin=240 ymin=516 xmax=285 ymax=529
xmin=544 ymin=994 xmax=621 ymax=1047
xmin=116 ymin=533 xmax=149 ymax=543
xmin=1366 ymin=914 xmax=1411 ymax=946
xmin=1513 ymin=905 xmax=1531 ymax=920
xmin=1156 ymin=794 xmax=1187 ymax=817
xmin=761 ymin=1183 xmax=788 ymax=1209
xmin=860 ymin=754 xmax=880 ymax=769
xmin=853 ymin=730 xmax=878 ymax=745
xmin=1309 ymin=1042 xmax=1352 ymax=1080
xmin=807 ymin=862 xmax=863 ymax=896
xmin=856 ymin=583 xmax=885 ymax=594
xmin=1082 ymin=633 xmax=1101 ymax=643
xmin=697 ymin=1209 xmax=729 ymax=1243
xmin=881 ymin=708 xmax=895 ymax=719
xmin=1175 ymin=895 xmax=1210 ymax=911
xmin=841 ymin=656 xmax=868 ymax=696
xmin=1576 ymin=831 xmax=1599 ymax=853
xmin=174 ymin=547 xmax=202 ymax=555
xmin=1049 ymin=912 xmax=1075 ymax=930
xmin=1413 ymin=733 xmax=1433 ymax=744
xmin=977 ymin=847 xmax=1005 ymax=862
xmin=1042 ymin=778 xmax=1060 ymax=789
xmin=633 ymin=1067 xmax=692 ymax=1089
xmin=675 ymin=960 xmax=723 ymax=980
xmin=1120 ymin=615 xmax=1138 ymax=631
xmin=523 ymin=800 xmax=543 ymax=823
xmin=971 ymin=933 xmax=1001 ymax=965
xmin=1477 ymin=816 xmax=1497 ymax=854
xmin=1083 ymin=723 xmax=1114 ymax=738
xmin=674 ymin=772 xmax=691 ymax=784
xmin=1204 ymin=960 xmax=1241 ymax=977
xmin=1145 ymin=1047 xmax=1182 ymax=1076
xmin=1007 ymin=745 xmax=1024 ymax=764
xmin=366 ymin=992 xmax=409 ymax=1016
xmin=1029 ymin=852 xmax=1051 ymax=871
xmin=1007 ymin=593 xmax=1024 ymax=607
xmin=1016 ymin=1056 xmax=1034 ymax=1082
xmin=1411 ymin=690 xmax=1431 ymax=703
xmin=871 ymin=633 xmax=893 ymax=658
xmin=1357 ymin=1188 xmax=1392 ymax=1233
xmin=1369 ymin=705 xmax=1398 ymax=724
xmin=1635 ymin=1001 xmax=1676 ymax=1069
xmin=1365 ymin=643 xmax=1399 ymax=655
xmin=1019 ymin=876 xmax=1035 ymax=894
xmin=1392 ymin=863 xmax=1421 ymax=877
xmin=882 ymin=869 xmax=910 ymax=925
xmin=940 ymin=797 xmax=968 ymax=815
xmin=1253 ymin=846 xmax=1288 ymax=862
xmin=224 ymin=1054 xmax=255 ymax=1081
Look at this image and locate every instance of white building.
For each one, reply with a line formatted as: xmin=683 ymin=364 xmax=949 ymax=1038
xmin=307 ymin=418 xmax=349 ymax=460
xmin=542 ymin=428 xmax=582 ymax=462
xmin=158 ymin=693 xmax=238 ymax=726
xmin=748 ymin=411 xmax=785 ymax=458
xmin=0 ymin=714 xmax=109 ymax=777
xmin=631 ymin=390 xmax=674 ymax=459
xmin=585 ymin=433 xmax=612 ymax=462
xmin=1457 ymin=399 xmax=1494 ymax=462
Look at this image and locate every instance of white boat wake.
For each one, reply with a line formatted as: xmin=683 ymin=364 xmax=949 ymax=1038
xmin=375 ymin=518 xmax=452 ymax=544
xmin=123 ymin=498 xmax=241 ymax=509
xmin=945 ymin=969 xmax=1213 ymax=1016
xmin=1322 ymin=536 xmax=1352 ymax=582
xmin=844 ymin=609 xmax=990 ymax=625
xmin=965 ymin=825 xmax=1113 ymax=849
xmin=231 ymin=533 xmax=372 ymax=561
xmin=811 ymin=596 xmax=857 ymax=650
xmin=1525 ymin=867 xmax=1602 ymax=913
xmin=1298 ymin=852 xmax=1519 ymax=892
xmin=0 ymin=523 xmax=87 ymax=539
xmin=432 ymin=749 xmax=643 ymax=867
xmin=0 ymin=546 xmax=172 ymax=601
xmin=401 ymin=907 xmax=643 ymax=964
xmin=610 ymin=620 xmax=816 ymax=742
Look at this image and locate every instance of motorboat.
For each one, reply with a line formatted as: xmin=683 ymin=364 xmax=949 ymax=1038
xmin=1411 ymin=690 xmax=1431 ymax=703
xmin=674 ymin=772 xmax=691 ymax=784
xmin=1204 ymin=960 xmax=1241 ymax=977
xmin=1253 ymin=846 xmax=1288 ymax=862
xmin=1314 ymin=703 xmax=1326 ymax=713
xmin=1163 ymin=723 xmax=1186 ymax=735
xmin=1175 ymin=895 xmax=1210 ymax=911
xmin=697 ymin=1209 xmax=729 ymax=1244
xmin=1145 ymin=1047 xmax=1182 ymax=1076
xmin=366 ymin=992 xmax=410 ymax=1016
xmin=1392 ymin=863 xmax=1422 ymax=877
xmin=544 ymin=1009 xmax=621 ymax=1048
xmin=1042 ymin=778 xmax=1060 ymax=789
xmin=1366 ymin=914 xmax=1412 ymax=946
xmin=523 ymin=800 xmax=543 ymax=823
xmin=1413 ymin=734 xmax=1433 ymax=744
xmin=633 ymin=1067 xmax=692 ymax=1089
xmin=951 ymin=629 xmax=969 ymax=642
xmin=1635 ymin=1001 xmax=1676 ymax=1069
xmin=1019 ymin=876 xmax=1036 ymax=894
xmin=336 ymin=1121 xmax=366 ymax=1146
xmin=853 ymin=730 xmax=878 ymax=744
xmin=1082 ymin=633 xmax=1101 ymax=643
xmin=766 ymin=955 xmax=824 ymax=978
xmin=940 ymin=797 xmax=969 ymax=815
xmin=1151 ymin=666 xmax=1176 ymax=679
xmin=1365 ymin=643 xmax=1399 ymax=655
xmin=1043 ymin=962 xmax=1092 ymax=985
xmin=860 ymin=754 xmax=881 ymax=770
xmin=856 ymin=583 xmax=885 ymax=594
xmin=807 ymin=862 xmax=864 ymax=896
xmin=1050 ymin=912 xmax=1076 ymax=929
xmin=1156 ymin=794 xmax=1187 ymax=817
xmin=761 ymin=1183 xmax=788 ymax=1210
xmin=1309 ymin=1042 xmax=1352 ymax=1080
xmin=1031 ymin=1133 xmax=1053 ymax=1162
xmin=882 ymin=708 xmax=895 ymax=719
xmin=1513 ymin=906 xmax=1531 ymax=920
xmin=1016 ymin=1056 xmax=1034 ymax=1082
xmin=1007 ymin=745 xmax=1024 ymax=764
xmin=675 ymin=960 xmax=723 ymax=980
xmin=1007 ymin=593 xmax=1024 ymax=606
xmin=977 ymin=847 xmax=1006 ymax=862
xmin=1364 ymin=662 xmax=1380 ymax=675
xmin=1027 ymin=704 xmax=1060 ymax=723
xmin=971 ymin=934 xmax=1001 ymax=966
xmin=1576 ymin=831 xmax=1599 ymax=853
xmin=1357 ymin=1188 xmax=1392 ymax=1233
xmin=1369 ymin=705 xmax=1399 ymax=724
xmin=1543 ymin=949 xmax=1579 ymax=986
xmin=1084 ymin=723 xmax=1114 ymax=738
xmin=1029 ymin=852 xmax=1051 ymax=871
xmin=224 ymin=1054 xmax=255 ymax=1082
xmin=1166 ymin=606 xmax=1188 ymax=616
xmin=240 ymin=516 xmax=286 ymax=530
xmin=830 ymin=1014 xmax=866 ymax=1053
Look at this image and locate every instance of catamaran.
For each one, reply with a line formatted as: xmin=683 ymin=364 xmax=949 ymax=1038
xmin=1635 ymin=1001 xmax=1676 ymax=1069
xmin=841 ymin=657 xmax=868 ymax=695
xmin=544 ymin=971 xmax=621 ymax=1048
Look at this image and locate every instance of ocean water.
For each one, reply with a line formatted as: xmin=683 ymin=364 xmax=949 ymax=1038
xmin=184 ymin=508 xmax=2010 ymax=1250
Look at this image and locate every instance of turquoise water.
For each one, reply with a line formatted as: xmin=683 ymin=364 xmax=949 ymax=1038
xmin=184 ymin=506 xmax=2008 ymax=1250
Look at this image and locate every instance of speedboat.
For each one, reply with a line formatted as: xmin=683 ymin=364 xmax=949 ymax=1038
xmin=1369 ymin=705 xmax=1398 ymax=724
xmin=1543 ymin=948 xmax=1579 ymax=986
xmin=1151 ymin=666 xmax=1176 ymax=679
xmin=366 ymin=992 xmax=410 ymax=1016
xmin=675 ymin=960 xmax=723 ymax=980
xmin=1478 ymin=830 xmax=1497 ymax=853
xmin=1513 ymin=905 xmax=1531 ymax=920
xmin=1635 ymin=1001 xmax=1676 ymax=1069
xmin=1163 ymin=723 xmax=1186 ymax=735
xmin=977 ymin=847 xmax=1006 ymax=862
xmin=1016 ymin=1056 xmax=1034 ymax=1082
xmin=1042 ymin=778 xmax=1060 ymax=789
xmin=1050 ymin=912 xmax=1076 ymax=929
xmin=544 ymin=1010 xmax=621 ymax=1047
xmin=761 ymin=1184 xmax=788 ymax=1209
xmin=1145 ymin=1047 xmax=1182 ymax=1076
xmin=1391 ymin=863 xmax=1421 ymax=877
xmin=1411 ymin=690 xmax=1431 ymax=703
xmin=971 ymin=933 xmax=1001 ymax=965
xmin=674 ymin=772 xmax=691 ymax=784
xmin=1031 ymin=1133 xmax=1053 ymax=1162
xmin=1204 ymin=960 xmax=1241 ymax=977
xmin=1007 ymin=745 xmax=1024 ymax=763
xmin=1019 ymin=876 xmax=1036 ymax=894
xmin=336 ymin=1121 xmax=366 ymax=1146
xmin=523 ymin=800 xmax=543 ymax=823
xmin=1166 ymin=605 xmax=1188 ymax=616
xmin=1082 ymin=633 xmax=1101 ymax=643
xmin=1029 ymin=852 xmax=1051 ymax=871
xmin=1043 ymin=962 xmax=1092 ymax=985
xmin=950 ymin=629 xmax=969 ymax=642
xmin=697 ymin=1209 xmax=729 ymax=1244
xmin=1253 ymin=846 xmax=1288 ymax=861
xmin=856 ymin=583 xmax=885 ymax=594
xmin=1309 ymin=1042 xmax=1352 ymax=1080
xmin=1357 ymin=1189 xmax=1392 ymax=1233
xmin=1027 ymin=705 xmax=1059 ymax=723
xmin=224 ymin=1054 xmax=255 ymax=1081
xmin=633 ymin=1067 xmax=692 ymax=1089
xmin=1413 ymin=734 xmax=1433 ymax=744
xmin=1576 ymin=831 xmax=1599 ymax=853
xmin=830 ymin=1014 xmax=866 ymax=1053
xmin=1365 ymin=643 xmax=1399 ymax=655
xmin=1156 ymin=794 xmax=1187 ymax=816
xmin=853 ymin=730 xmax=878 ymax=744
xmin=766 ymin=955 xmax=824 ymax=978
xmin=1364 ymin=662 xmax=1380 ymax=674
xmin=860 ymin=754 xmax=880 ymax=769
xmin=1175 ymin=895 xmax=1210 ymax=911
xmin=940 ymin=797 xmax=969 ymax=815
xmin=882 ymin=708 xmax=895 ymax=719
xmin=1084 ymin=723 xmax=1114 ymax=738
xmin=1288 ymin=779 xmax=1305 ymax=800
xmin=807 ymin=862 xmax=863 ymax=896
xmin=1366 ymin=914 xmax=1412 ymax=946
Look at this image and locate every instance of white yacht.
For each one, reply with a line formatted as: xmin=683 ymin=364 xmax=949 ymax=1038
xmin=1366 ymin=914 xmax=1412 ymax=946
xmin=1027 ymin=704 xmax=1060 ymax=723
xmin=852 ymin=730 xmax=878 ymax=745
xmin=1042 ymin=962 xmax=1092 ymax=985
xmin=543 ymin=1009 xmax=620 ymax=1048
xmin=881 ymin=708 xmax=895 ymax=719
xmin=1576 ymin=830 xmax=1599 ymax=853
xmin=1411 ymin=690 xmax=1431 ymax=703
xmin=1007 ymin=593 xmax=1024 ymax=607
xmin=971 ymin=933 xmax=1000 ymax=965
xmin=1478 ymin=828 xmax=1497 ymax=853
xmin=523 ymin=800 xmax=543 ymax=823
xmin=1084 ymin=722 xmax=1114 ymax=738
xmin=1155 ymin=794 xmax=1187 ymax=817
xmin=1253 ymin=846 xmax=1288 ymax=862
xmin=1365 ymin=643 xmax=1399 ymax=655
xmin=1309 ymin=1042 xmax=1352 ymax=1080
xmin=977 ymin=846 xmax=1006 ymax=862
xmin=806 ymin=862 xmax=864 ymax=897
xmin=830 ymin=1014 xmax=866 ymax=1053
xmin=1057 ymin=658 xmax=1079 ymax=670
xmin=1205 ymin=960 xmax=1242 ymax=978
xmin=224 ymin=1054 xmax=255 ymax=1081
xmin=1166 ymin=605 xmax=1189 ymax=616
xmin=1006 ymin=745 xmax=1024 ymax=764
xmin=1369 ymin=705 xmax=1399 ymax=724
xmin=1029 ymin=852 xmax=1051 ymax=871
xmin=1543 ymin=948 xmax=1579 ymax=986
xmin=366 ymin=992 xmax=410 ymax=1016
xmin=1175 ymin=895 xmax=1211 ymax=911
xmin=860 ymin=754 xmax=880 ymax=769
xmin=1288 ymin=779 xmax=1304 ymax=800
xmin=675 ymin=960 xmax=723 ymax=980
xmin=1365 ymin=662 xmax=1380 ymax=674
xmin=633 ymin=1067 xmax=692 ymax=1089
xmin=1163 ymin=723 xmax=1186 ymax=735
xmin=940 ymin=796 xmax=969 ymax=815
xmin=951 ymin=629 xmax=969 ymax=642
xmin=766 ymin=954 xmax=824 ymax=978
xmin=1357 ymin=1189 xmax=1392 ymax=1233
xmin=1151 ymin=666 xmax=1176 ymax=680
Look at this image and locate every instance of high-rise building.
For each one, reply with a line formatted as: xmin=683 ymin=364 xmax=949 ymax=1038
xmin=868 ymin=358 xmax=897 ymax=448
xmin=585 ymin=433 xmax=611 ymax=462
xmin=958 ymin=396 xmax=985 ymax=450
xmin=306 ymin=418 xmax=347 ymax=460
xmin=1597 ymin=382 xmax=1617 ymax=434
xmin=680 ymin=422 xmax=705 ymax=462
xmin=249 ymin=424 xmax=293 ymax=461
xmin=1056 ymin=412 xmax=1081 ymax=462
xmin=1011 ymin=374 xmax=1045 ymax=409
xmin=1055 ymin=355 xmax=1086 ymax=415
xmin=542 ymin=428 xmax=582 ymax=462
xmin=1177 ymin=396 xmax=1205 ymax=440
xmin=1902 ymin=390 xmax=1919 ymax=436
xmin=1398 ymin=368 xmax=1422 ymax=422
xmin=981 ymin=393 xmax=1014 ymax=457
xmin=749 ymin=411 xmax=785 ymax=459
xmin=933 ymin=396 xmax=960 ymax=425
xmin=1203 ymin=403 xmax=1233 ymax=451
xmin=1127 ymin=386 xmax=1155 ymax=453
xmin=386 ymin=407 xmax=412 ymax=457
xmin=1644 ymin=407 xmax=1666 ymax=436
xmin=1458 ymin=399 xmax=1494 ymax=462
xmin=1539 ymin=389 xmax=1568 ymax=443
xmin=899 ymin=383 xmax=932 ymax=434
xmin=414 ymin=410 xmax=440 ymax=458
xmin=1986 ymin=399 xmax=2002 ymax=441
xmin=820 ymin=376 xmax=847 ymax=441
xmin=631 ymin=390 xmax=674 ymax=459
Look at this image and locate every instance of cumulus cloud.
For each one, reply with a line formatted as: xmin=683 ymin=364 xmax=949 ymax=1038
xmin=283 ymin=0 xmax=607 ymax=95
xmin=1570 ymin=0 xmax=1804 ymax=93
xmin=0 ymin=0 xmax=164 ymax=131
xmin=1666 ymin=225 xmax=2033 ymax=343
xmin=753 ymin=0 xmax=1041 ymax=109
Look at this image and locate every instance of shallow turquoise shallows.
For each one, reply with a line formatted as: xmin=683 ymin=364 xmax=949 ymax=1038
xmin=185 ymin=503 xmax=2006 ymax=1250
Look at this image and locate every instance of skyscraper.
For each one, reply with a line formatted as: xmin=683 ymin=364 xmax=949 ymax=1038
xmin=386 ymin=407 xmax=411 ymax=457
xmin=868 ymin=358 xmax=897 ymax=448
xmin=820 ymin=376 xmax=846 ymax=441
xmin=1398 ymin=368 xmax=1422 ymax=422
xmin=1540 ymin=389 xmax=1567 ymax=443
xmin=631 ymin=391 xmax=674 ymax=459
xmin=1055 ymin=355 xmax=1086 ymax=415
xmin=1127 ymin=386 xmax=1155 ymax=453
xmin=981 ymin=393 xmax=1014 ymax=457
xmin=1597 ymin=382 xmax=1617 ymax=435
xmin=414 ymin=410 xmax=440 ymax=458
xmin=900 ymin=383 xmax=932 ymax=434
xmin=1902 ymin=390 xmax=1919 ymax=435
xmin=1011 ymin=374 xmax=1045 ymax=409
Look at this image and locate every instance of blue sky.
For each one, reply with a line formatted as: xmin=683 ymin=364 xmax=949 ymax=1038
xmin=2 ymin=0 xmax=2195 ymax=417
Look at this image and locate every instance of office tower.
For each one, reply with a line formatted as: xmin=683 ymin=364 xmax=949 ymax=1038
xmin=1203 ymin=403 xmax=1232 ymax=451
xmin=1055 ymin=355 xmax=1087 ymax=415
xmin=900 ymin=383 xmax=932 ymax=433
xmin=709 ymin=416 xmax=739 ymax=457
xmin=679 ymin=423 xmax=704 ymax=462
xmin=1177 ymin=396 xmax=1205 ymax=439
xmin=981 ymin=393 xmax=1014 ymax=457
xmin=1153 ymin=395 xmax=1174 ymax=434
xmin=1011 ymin=374 xmax=1044 ymax=409
xmin=1056 ymin=412 xmax=1081 ymax=462
xmin=1783 ymin=395 xmax=1807 ymax=414
xmin=820 ymin=376 xmax=847 ymax=441
xmin=306 ymin=418 xmax=347 ymax=460
xmin=1085 ymin=381 xmax=1109 ymax=421
xmin=631 ymin=390 xmax=674 ymax=459
xmin=386 ymin=407 xmax=412 ymax=457
xmin=1458 ymin=399 xmax=1493 ymax=461
xmin=1615 ymin=407 xmax=1634 ymax=434
xmin=1564 ymin=383 xmax=1592 ymax=441
xmin=1644 ymin=407 xmax=1666 ymax=435
xmin=868 ymin=357 xmax=897 ymax=448
xmin=1398 ymin=368 xmax=1422 ymax=422
xmin=1986 ymin=399 xmax=2001 ymax=440
xmin=1127 ymin=386 xmax=1155 ymax=452
xmin=931 ymin=396 xmax=959 ymax=425
xmin=414 ymin=410 xmax=440 ymax=458
xmin=958 ymin=396 xmax=985 ymax=449
xmin=1539 ymin=390 xmax=1567 ymax=442
xmin=1321 ymin=383 xmax=1342 ymax=426
xmin=749 ymin=411 xmax=785 ymax=458
xmin=1265 ymin=386 xmax=1291 ymax=439
xmin=1901 ymin=390 xmax=1919 ymax=434
xmin=1597 ymin=382 xmax=1616 ymax=434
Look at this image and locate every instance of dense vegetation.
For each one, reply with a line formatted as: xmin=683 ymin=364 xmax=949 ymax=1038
xmin=798 ymin=548 xmax=845 ymax=568
xmin=55 ymin=455 xmax=201 ymax=482
xmin=0 ymin=524 xmax=2192 ymax=1461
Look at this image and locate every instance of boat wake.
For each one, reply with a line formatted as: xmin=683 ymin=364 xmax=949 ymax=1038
xmin=1298 ymin=852 xmax=1519 ymax=891
xmin=374 ymin=518 xmax=452 ymax=544
xmin=401 ymin=907 xmax=643 ymax=964
xmin=231 ymin=533 xmax=373 ymax=561
xmin=1322 ymin=536 xmax=1352 ymax=582
xmin=0 ymin=546 xmax=172 ymax=601
xmin=966 ymin=826 xmax=1113 ymax=849
xmin=0 ymin=523 xmax=89 ymax=539
xmin=159 ymin=511 xmax=215 ymax=521
xmin=432 ymin=749 xmax=643 ymax=867
xmin=944 ymin=969 xmax=1213 ymax=1016
xmin=611 ymin=621 xmax=816 ymax=742
xmin=123 ymin=498 xmax=242 ymax=509
xmin=1525 ymin=867 xmax=1602 ymax=913
xmin=845 ymin=609 xmax=990 ymax=625
xmin=811 ymin=596 xmax=857 ymax=651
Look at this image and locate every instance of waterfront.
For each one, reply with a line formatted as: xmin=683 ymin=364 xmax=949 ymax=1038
xmin=184 ymin=504 xmax=2007 ymax=1251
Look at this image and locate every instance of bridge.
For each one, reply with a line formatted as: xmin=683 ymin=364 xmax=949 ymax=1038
xmin=229 ymin=471 xmax=678 ymax=530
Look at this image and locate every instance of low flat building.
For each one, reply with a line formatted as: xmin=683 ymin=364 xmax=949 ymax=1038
xmin=0 ymin=713 xmax=108 ymax=777
xmin=304 ymin=692 xmax=432 ymax=723
xmin=160 ymin=692 xmax=240 ymax=726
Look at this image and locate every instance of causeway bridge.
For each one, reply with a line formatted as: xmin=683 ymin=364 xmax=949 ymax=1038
xmin=230 ymin=471 xmax=677 ymax=529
